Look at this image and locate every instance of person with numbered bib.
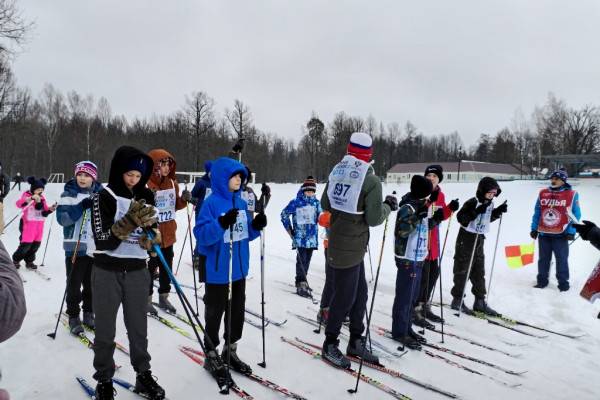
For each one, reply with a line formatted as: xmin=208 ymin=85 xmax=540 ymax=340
xmin=390 ymin=175 xmax=434 ymax=350
xmin=146 ymin=149 xmax=190 ymax=314
xmin=320 ymin=132 xmax=396 ymax=369
xmin=450 ymin=177 xmax=507 ymax=316
xmin=56 ymin=161 xmax=103 ymax=335
xmin=194 ymin=157 xmax=266 ymax=377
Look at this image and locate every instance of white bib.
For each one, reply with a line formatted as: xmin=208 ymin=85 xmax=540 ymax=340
xmin=65 ymin=193 xmax=95 ymax=255
xmin=296 ymin=205 xmax=316 ymax=225
xmin=96 ymin=187 xmax=149 ymax=259
xmin=465 ymin=201 xmax=493 ymax=235
xmin=223 ymin=210 xmax=249 ymax=243
xmin=327 ymin=155 xmax=370 ymax=214
xmin=26 ymin=203 xmax=45 ymax=221
xmin=241 ymin=190 xmax=256 ymax=212
xmin=155 ymin=180 xmax=176 ymax=223
xmin=399 ymin=218 xmax=429 ymax=262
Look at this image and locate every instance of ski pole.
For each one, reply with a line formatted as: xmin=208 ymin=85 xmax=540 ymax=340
xmin=486 ymin=214 xmax=503 ymax=303
xmin=184 ymin=183 xmax=200 ymax=316
xmin=48 ymin=210 xmax=89 ymax=339
xmin=2 ymin=201 xmax=35 ymax=233
xmin=435 ymin=213 xmax=453 ymax=344
xmin=367 ymin=244 xmax=374 ymax=283
xmin=40 ymin=207 xmax=56 ymax=267
xmin=174 ymin=223 xmax=189 ymax=276
xmin=146 ymin=228 xmax=232 ymax=393
xmin=257 ymin=194 xmax=268 ymax=368
xmin=348 ymin=214 xmax=390 ymax=395
xmin=456 ymin=213 xmax=485 ymax=318
xmin=295 ymin=248 xmax=319 ymax=305
xmin=225 ymin=197 xmax=235 ymax=394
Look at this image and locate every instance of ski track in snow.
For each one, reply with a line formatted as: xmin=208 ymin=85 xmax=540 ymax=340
xmin=1 ymin=181 xmax=599 ymax=399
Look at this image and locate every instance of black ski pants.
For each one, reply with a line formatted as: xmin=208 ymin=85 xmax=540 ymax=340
xmin=65 ymin=255 xmax=93 ymax=317
xmin=204 ymin=279 xmax=246 ymax=349
xmin=451 ymin=229 xmax=487 ymax=300
xmin=12 ymin=241 xmax=41 ymax=263
xmin=417 ymin=258 xmax=439 ymax=305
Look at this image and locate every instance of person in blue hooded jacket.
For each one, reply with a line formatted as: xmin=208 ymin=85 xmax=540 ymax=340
xmin=56 ymin=161 xmax=103 ymax=335
xmin=530 ymin=169 xmax=582 ymax=291
xmin=194 ymin=157 xmax=266 ymax=376
xmin=280 ymin=176 xmax=322 ymax=297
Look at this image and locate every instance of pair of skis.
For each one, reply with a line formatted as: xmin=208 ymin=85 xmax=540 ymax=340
xmin=76 ymin=376 xmax=164 ymax=399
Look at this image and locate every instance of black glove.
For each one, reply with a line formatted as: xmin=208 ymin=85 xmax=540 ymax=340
xmin=565 ymin=233 xmax=575 ymax=241
xmin=429 ymin=190 xmax=439 ymax=202
xmin=494 ymin=201 xmax=508 ymax=215
xmin=448 ymin=199 xmax=459 ymax=212
xmin=432 ymin=208 xmax=444 ymax=223
xmin=416 ymin=204 xmax=429 ymax=219
xmin=232 ymin=138 xmax=245 ymax=153
xmin=261 ymin=182 xmax=271 ymax=197
xmin=383 ymin=195 xmax=398 ymax=211
xmin=574 ymin=220 xmax=596 ymax=240
xmin=181 ymin=189 xmax=192 ymax=202
xmin=530 ymin=230 xmax=538 ymax=240
xmin=80 ymin=197 xmax=93 ymax=210
xmin=252 ymin=213 xmax=267 ymax=231
xmin=218 ymin=208 xmax=239 ymax=229
xmin=475 ymin=203 xmax=489 ymax=215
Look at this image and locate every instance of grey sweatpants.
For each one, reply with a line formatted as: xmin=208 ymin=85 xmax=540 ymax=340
xmin=92 ymin=266 xmax=151 ymax=381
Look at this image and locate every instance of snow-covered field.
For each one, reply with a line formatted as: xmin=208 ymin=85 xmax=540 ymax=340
xmin=1 ymin=180 xmax=599 ymax=400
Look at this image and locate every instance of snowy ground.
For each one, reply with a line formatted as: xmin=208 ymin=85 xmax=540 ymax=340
xmin=1 ymin=180 xmax=599 ymax=400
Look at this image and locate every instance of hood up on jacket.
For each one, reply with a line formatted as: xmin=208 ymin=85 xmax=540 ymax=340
xmin=108 ymin=146 xmax=154 ymax=199
xmin=148 ymin=148 xmax=177 ymax=185
xmin=476 ymin=176 xmax=501 ymax=203
xmin=209 ymin=157 xmax=247 ymax=201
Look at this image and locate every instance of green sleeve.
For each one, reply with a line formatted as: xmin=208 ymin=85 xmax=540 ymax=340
xmin=363 ymin=173 xmax=390 ymax=227
xmin=320 ymin=183 xmax=331 ymax=211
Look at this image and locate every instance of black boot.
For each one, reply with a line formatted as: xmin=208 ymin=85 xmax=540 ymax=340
xmin=69 ymin=316 xmax=84 ymax=335
xmin=95 ymin=380 xmax=115 ymax=400
xmin=222 ymin=343 xmax=252 ymax=375
xmin=450 ymin=297 xmax=474 ymax=315
xmin=413 ymin=311 xmax=436 ymax=330
xmin=423 ymin=304 xmax=444 ymax=323
xmin=83 ymin=312 xmax=95 ymax=330
xmin=409 ymin=329 xmax=427 ymax=344
xmin=322 ymin=338 xmax=351 ymax=369
xmin=393 ymin=335 xmax=422 ymax=351
xmin=346 ymin=336 xmax=380 ymax=365
xmin=204 ymin=350 xmax=234 ymax=390
xmin=473 ymin=298 xmax=502 ymax=317
xmin=135 ymin=371 xmax=165 ymax=400
xmin=25 ymin=262 xmax=38 ymax=270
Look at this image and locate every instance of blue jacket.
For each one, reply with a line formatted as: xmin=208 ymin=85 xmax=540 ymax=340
xmin=192 ymin=160 xmax=213 ymax=219
xmin=56 ymin=178 xmax=103 ymax=256
xmin=531 ymin=183 xmax=581 ymax=237
xmin=280 ymin=190 xmax=322 ymax=249
xmin=194 ymin=157 xmax=260 ymax=284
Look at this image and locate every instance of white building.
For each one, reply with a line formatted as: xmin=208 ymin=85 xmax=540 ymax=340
xmin=386 ymin=161 xmax=524 ymax=184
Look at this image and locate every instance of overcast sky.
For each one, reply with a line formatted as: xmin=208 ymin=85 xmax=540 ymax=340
xmin=13 ymin=0 xmax=600 ymax=146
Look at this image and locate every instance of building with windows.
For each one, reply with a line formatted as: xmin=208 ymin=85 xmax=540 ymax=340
xmin=386 ymin=161 xmax=524 ymax=184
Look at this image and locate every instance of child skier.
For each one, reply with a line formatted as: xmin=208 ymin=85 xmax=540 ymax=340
xmin=194 ymin=157 xmax=266 ymax=376
xmin=391 ymin=175 xmax=434 ymax=350
xmin=450 ymin=177 xmax=507 ymax=316
xmin=413 ymin=165 xmax=459 ymax=329
xmin=56 ymin=161 xmax=103 ymax=334
xmin=90 ymin=146 xmax=165 ymax=400
xmin=12 ymin=177 xmax=56 ymax=269
xmin=280 ymin=176 xmax=322 ymax=297
xmin=530 ymin=169 xmax=581 ymax=291
xmin=147 ymin=149 xmax=189 ymax=314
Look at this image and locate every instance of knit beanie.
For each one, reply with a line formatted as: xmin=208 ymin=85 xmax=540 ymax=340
xmin=301 ymin=176 xmax=317 ymax=192
xmin=347 ymin=132 xmax=373 ymax=162
xmin=424 ymin=164 xmax=443 ymax=183
xmin=125 ymin=156 xmax=150 ymax=176
xmin=28 ymin=176 xmax=47 ymax=192
xmin=550 ymin=169 xmax=568 ymax=183
xmin=410 ymin=175 xmax=433 ymax=199
xmin=74 ymin=160 xmax=98 ymax=181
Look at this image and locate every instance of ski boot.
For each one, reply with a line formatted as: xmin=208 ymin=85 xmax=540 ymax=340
xmin=25 ymin=262 xmax=38 ymax=270
xmin=533 ymin=282 xmax=548 ymax=289
xmin=316 ymin=307 xmax=329 ymax=325
xmin=135 ymin=371 xmax=165 ymax=400
xmin=95 ymin=380 xmax=115 ymax=400
xmin=423 ymin=303 xmax=444 ymax=323
xmin=83 ymin=312 xmax=95 ymax=330
xmin=204 ymin=349 xmax=234 ymax=392
xmin=409 ymin=329 xmax=427 ymax=344
xmin=413 ymin=308 xmax=435 ymax=331
xmin=322 ymin=338 xmax=351 ymax=369
xmin=296 ymin=281 xmax=312 ymax=298
xmin=393 ymin=335 xmax=422 ymax=351
xmin=450 ymin=297 xmax=474 ymax=315
xmin=473 ymin=298 xmax=502 ymax=317
xmin=13 ymin=260 xmax=21 ymax=269
xmin=69 ymin=316 xmax=84 ymax=335
xmin=158 ymin=293 xmax=177 ymax=314
xmin=147 ymin=296 xmax=158 ymax=316
xmin=222 ymin=342 xmax=252 ymax=375
xmin=346 ymin=336 xmax=380 ymax=365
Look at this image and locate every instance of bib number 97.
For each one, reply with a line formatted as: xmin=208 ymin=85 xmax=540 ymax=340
xmin=333 ymin=183 xmax=351 ymax=197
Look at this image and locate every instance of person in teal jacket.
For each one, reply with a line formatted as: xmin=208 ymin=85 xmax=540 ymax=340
xmin=194 ymin=156 xmax=266 ymax=376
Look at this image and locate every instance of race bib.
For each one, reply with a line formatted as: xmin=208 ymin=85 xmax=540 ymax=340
xmin=27 ymin=206 xmax=45 ymax=221
xmin=466 ymin=201 xmax=493 ymax=235
xmin=155 ymin=185 xmax=176 ymax=223
xmin=296 ymin=205 xmax=316 ymax=225
xmin=223 ymin=210 xmax=249 ymax=243
xmin=327 ymin=155 xmax=370 ymax=214
xmin=405 ymin=219 xmax=429 ymax=262
xmin=241 ymin=190 xmax=256 ymax=212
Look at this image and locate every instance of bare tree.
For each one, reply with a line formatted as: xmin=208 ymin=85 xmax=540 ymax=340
xmin=184 ymin=91 xmax=215 ymax=159
xmin=39 ymin=83 xmax=68 ymax=173
xmin=225 ymin=99 xmax=252 ymax=139
xmin=0 ymin=0 xmax=32 ymax=55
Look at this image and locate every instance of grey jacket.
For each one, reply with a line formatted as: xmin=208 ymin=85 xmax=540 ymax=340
xmin=0 ymin=240 xmax=26 ymax=342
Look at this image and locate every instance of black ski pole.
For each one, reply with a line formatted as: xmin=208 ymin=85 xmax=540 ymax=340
xmin=184 ymin=183 xmax=200 ymax=316
xmin=40 ymin=207 xmax=56 ymax=267
xmin=456 ymin=213 xmax=484 ymax=317
xmin=146 ymin=228 xmax=233 ymax=393
xmin=486 ymin=214 xmax=503 ymax=303
xmin=434 ymin=213 xmax=453 ymax=344
xmin=48 ymin=210 xmax=89 ymax=339
xmin=295 ymin=248 xmax=319 ymax=305
xmin=3 ymin=201 xmax=36 ymax=234
xmin=258 ymin=196 xmax=267 ymax=368
xmin=367 ymin=244 xmax=374 ymax=283
xmin=174 ymin=222 xmax=189 ymax=276
xmin=225 ymin=197 xmax=235 ymax=394
xmin=348 ymin=215 xmax=390 ymax=395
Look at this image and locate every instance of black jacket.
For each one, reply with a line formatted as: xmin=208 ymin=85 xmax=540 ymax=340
xmin=91 ymin=146 xmax=155 ymax=270
xmin=587 ymin=227 xmax=600 ymax=251
xmin=0 ymin=173 xmax=9 ymax=203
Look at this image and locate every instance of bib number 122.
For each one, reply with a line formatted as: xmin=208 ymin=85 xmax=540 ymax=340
xmin=333 ymin=183 xmax=351 ymax=197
